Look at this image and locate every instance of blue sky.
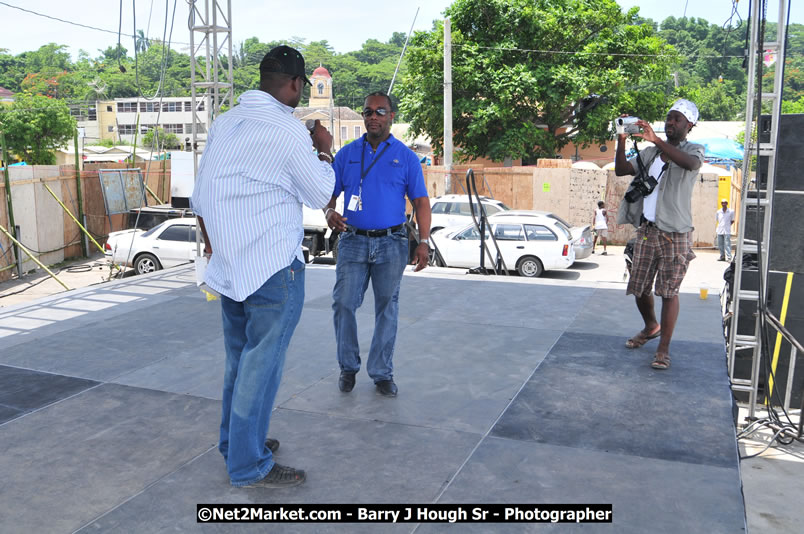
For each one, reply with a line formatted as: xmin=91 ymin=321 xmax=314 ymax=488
xmin=0 ymin=1 xmax=799 ymax=58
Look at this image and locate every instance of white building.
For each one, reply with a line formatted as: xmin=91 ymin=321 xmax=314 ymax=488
xmin=71 ymin=97 xmax=209 ymax=147
xmin=113 ymin=97 xmax=208 ymax=145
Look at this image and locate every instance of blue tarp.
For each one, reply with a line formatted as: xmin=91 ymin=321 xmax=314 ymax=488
xmin=0 ymin=161 xmax=27 ymax=171
xmin=694 ymin=137 xmax=745 ymax=161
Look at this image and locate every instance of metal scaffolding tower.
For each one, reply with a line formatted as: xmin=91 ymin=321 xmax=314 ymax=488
xmin=188 ymin=0 xmax=234 ymax=179
xmin=727 ymin=0 xmax=790 ymax=418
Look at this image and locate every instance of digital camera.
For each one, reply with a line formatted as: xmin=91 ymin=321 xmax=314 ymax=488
xmin=616 ymin=116 xmax=641 ymax=135
xmin=624 ymin=173 xmax=658 ymax=203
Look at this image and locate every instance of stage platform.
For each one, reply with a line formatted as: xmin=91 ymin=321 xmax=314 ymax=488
xmin=0 ymin=264 xmax=744 ymax=533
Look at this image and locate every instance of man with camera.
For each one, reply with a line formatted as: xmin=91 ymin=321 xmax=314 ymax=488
xmin=615 ymin=99 xmax=704 ymax=370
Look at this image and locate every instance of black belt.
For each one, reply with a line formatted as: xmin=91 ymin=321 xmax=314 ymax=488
xmin=640 ymin=216 xmax=657 ymax=228
xmin=350 ymin=224 xmax=405 ymax=237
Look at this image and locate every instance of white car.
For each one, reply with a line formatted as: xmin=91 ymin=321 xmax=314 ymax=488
xmin=429 ymin=194 xmax=510 ymax=233
xmin=105 ymin=218 xmax=203 ymax=275
xmin=430 ymin=212 xmax=576 ymax=277
xmin=429 ymin=196 xmax=592 ymax=260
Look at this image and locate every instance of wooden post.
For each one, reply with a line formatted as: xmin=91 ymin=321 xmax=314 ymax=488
xmin=0 ymin=127 xmax=20 ymax=276
xmin=74 ymin=130 xmax=87 ymax=257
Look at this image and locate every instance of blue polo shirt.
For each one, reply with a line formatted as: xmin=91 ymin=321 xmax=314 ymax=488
xmin=332 ymin=134 xmax=427 ymax=230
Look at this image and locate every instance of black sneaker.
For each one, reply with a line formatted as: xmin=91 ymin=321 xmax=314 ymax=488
xmin=247 ymin=463 xmax=306 ymax=488
xmin=338 ymin=371 xmax=356 ymax=392
xmin=265 ymin=438 xmax=279 ymax=453
xmin=375 ymin=379 xmax=398 ymax=397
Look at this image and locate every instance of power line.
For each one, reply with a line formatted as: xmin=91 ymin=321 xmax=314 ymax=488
xmin=447 ymin=43 xmax=746 ymax=60
xmin=0 ymin=1 xmax=190 ymax=46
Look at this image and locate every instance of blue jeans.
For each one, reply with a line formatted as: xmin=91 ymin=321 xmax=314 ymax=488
xmin=717 ymin=233 xmax=732 ymax=260
xmin=332 ymin=228 xmax=409 ymax=382
xmin=218 ymin=258 xmax=304 ymax=487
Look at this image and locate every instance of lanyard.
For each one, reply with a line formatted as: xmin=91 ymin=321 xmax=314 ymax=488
xmin=360 ymin=139 xmax=391 ymax=184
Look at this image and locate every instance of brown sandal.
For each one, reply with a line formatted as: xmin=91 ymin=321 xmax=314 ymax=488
xmin=651 ymin=352 xmax=670 ymax=370
xmin=625 ymin=327 xmax=661 ymax=349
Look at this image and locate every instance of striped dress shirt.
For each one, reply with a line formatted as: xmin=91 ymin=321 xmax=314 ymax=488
xmin=191 ymin=90 xmax=335 ymax=301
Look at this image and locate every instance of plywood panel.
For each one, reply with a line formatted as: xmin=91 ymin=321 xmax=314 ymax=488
xmin=512 ymin=172 xmax=534 ymax=211
xmin=692 ymin=172 xmax=720 ymax=247
xmin=59 ymin=169 xmax=84 ymax=259
xmin=10 ymin=180 xmax=38 ymax=273
xmin=33 ymin=166 xmax=64 ymax=267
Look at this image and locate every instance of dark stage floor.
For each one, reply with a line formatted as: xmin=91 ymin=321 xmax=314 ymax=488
xmin=0 ymin=264 xmax=744 ymax=533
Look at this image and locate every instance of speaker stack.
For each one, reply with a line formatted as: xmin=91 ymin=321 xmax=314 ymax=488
xmin=732 ymin=114 xmax=804 ymax=408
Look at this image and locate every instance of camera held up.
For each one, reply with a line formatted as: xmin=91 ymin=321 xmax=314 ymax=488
xmin=616 ymin=116 xmax=641 ymax=135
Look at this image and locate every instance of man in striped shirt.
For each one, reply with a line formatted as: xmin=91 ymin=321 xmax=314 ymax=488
xmin=192 ymin=46 xmax=335 ymax=489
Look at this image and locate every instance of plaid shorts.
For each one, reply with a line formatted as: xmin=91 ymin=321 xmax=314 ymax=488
xmin=626 ymin=223 xmax=696 ymax=298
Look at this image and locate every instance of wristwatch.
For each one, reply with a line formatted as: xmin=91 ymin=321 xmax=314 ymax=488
xmin=420 ymin=238 xmax=431 ymax=248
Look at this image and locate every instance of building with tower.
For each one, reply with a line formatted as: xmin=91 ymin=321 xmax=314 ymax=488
xmin=293 ymin=65 xmax=365 ymax=152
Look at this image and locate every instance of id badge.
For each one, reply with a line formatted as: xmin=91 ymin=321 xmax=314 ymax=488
xmin=348 ymin=194 xmax=360 ymax=211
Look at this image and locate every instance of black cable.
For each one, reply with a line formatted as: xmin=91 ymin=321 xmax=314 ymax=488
xmin=0 ymin=1 xmax=189 ymax=45
xmin=0 ymin=267 xmax=62 ymax=297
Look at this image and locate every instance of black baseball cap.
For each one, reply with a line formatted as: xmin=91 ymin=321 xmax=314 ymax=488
xmin=259 ymin=45 xmax=312 ymax=86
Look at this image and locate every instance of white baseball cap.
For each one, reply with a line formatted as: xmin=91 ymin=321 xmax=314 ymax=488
xmin=669 ymin=99 xmax=699 ymax=125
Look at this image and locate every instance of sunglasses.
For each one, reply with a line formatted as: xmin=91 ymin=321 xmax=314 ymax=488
xmin=361 ymin=108 xmax=388 ymax=118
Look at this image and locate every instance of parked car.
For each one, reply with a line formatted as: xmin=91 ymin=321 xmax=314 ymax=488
xmin=302 ymin=195 xmax=343 ymax=262
xmin=429 ymin=194 xmax=510 ymax=233
xmin=430 ymin=212 xmax=576 ymax=277
xmin=493 ymin=210 xmax=594 ymax=260
xmin=105 ymin=218 xmax=203 ymax=275
xmin=429 ymin=197 xmax=592 ymax=260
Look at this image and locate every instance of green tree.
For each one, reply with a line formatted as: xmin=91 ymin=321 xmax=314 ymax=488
xmin=675 ymin=79 xmax=744 ymax=121
xmin=141 ymin=126 xmax=181 ymax=150
xmin=0 ymin=94 xmax=76 ymax=164
xmin=135 ymin=30 xmax=150 ymax=54
xmin=398 ymin=0 xmax=678 ymax=162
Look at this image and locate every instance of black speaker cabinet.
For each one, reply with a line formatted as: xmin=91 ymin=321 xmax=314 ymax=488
xmin=732 ymin=269 xmax=804 ymax=408
xmin=776 ymin=114 xmax=804 ymax=191
xmin=758 ymin=114 xmax=804 ymax=191
xmin=743 ymin=202 xmax=765 ymax=242
xmin=769 ymin=193 xmax=804 ymax=274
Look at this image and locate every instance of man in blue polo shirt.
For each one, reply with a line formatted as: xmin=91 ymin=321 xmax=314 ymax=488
xmin=323 ymin=91 xmax=431 ymax=397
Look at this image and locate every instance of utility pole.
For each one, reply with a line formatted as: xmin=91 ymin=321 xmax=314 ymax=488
xmin=443 ymin=17 xmax=453 ymax=193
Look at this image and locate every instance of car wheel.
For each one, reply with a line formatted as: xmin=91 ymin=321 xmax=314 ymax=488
xmin=516 ymin=256 xmax=543 ymax=278
xmin=134 ymin=253 xmax=161 ymax=275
